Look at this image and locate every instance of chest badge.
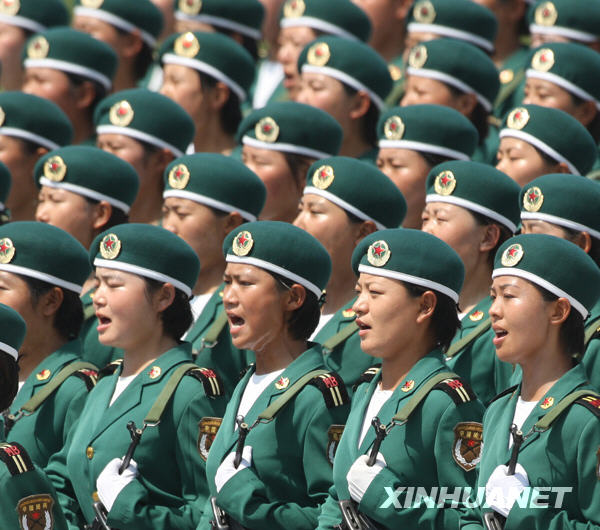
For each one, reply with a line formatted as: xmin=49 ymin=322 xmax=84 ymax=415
xmin=36 ymin=369 xmax=51 ymax=381
xmin=275 ymin=376 xmax=289 ymax=390
xmin=540 ymin=396 xmax=554 ymax=409
xmin=401 ymin=380 xmax=415 ymax=392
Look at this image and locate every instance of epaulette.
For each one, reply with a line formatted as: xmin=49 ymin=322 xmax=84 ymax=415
xmin=0 ymin=442 xmax=34 ymax=475
xmin=72 ymin=368 xmax=98 ymax=391
xmin=575 ymin=394 xmax=600 ymax=418
xmin=98 ymin=359 xmax=123 ymax=379
xmin=187 ymin=367 xmax=224 ymax=398
xmin=352 ymin=364 xmax=382 ymax=392
xmin=433 ymin=377 xmax=477 ymax=405
xmin=488 ymin=385 xmax=519 ymax=405
xmin=308 ymin=372 xmax=349 ymax=408
xmin=239 ymin=363 xmax=255 ymax=382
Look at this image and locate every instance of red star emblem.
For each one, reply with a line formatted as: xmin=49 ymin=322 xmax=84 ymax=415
xmin=372 ymin=244 xmax=384 ymax=257
xmin=467 ymin=440 xmax=476 ymax=447
xmin=263 ymin=124 xmax=272 ymax=133
xmin=508 ymin=247 xmax=518 ymax=257
xmin=441 ymin=175 xmax=451 ymax=186
xmin=176 ymin=168 xmax=184 ymax=178
xmin=118 ymin=106 xmax=127 ymax=116
xmin=543 ymin=7 xmax=550 ymax=16
xmin=528 ymin=190 xmax=538 ymax=202
xmin=316 ymin=48 xmax=323 ymax=56
xmin=320 ymin=169 xmax=328 ymax=178
xmin=542 ymin=398 xmax=551 ymax=406
xmin=421 ymin=7 xmax=428 ymax=15
xmin=390 ymin=122 xmax=397 ymax=131
xmin=0 ymin=241 xmax=8 ymax=253
xmin=105 ymin=238 xmax=114 ymax=249
xmin=238 ymin=233 xmax=248 ymax=246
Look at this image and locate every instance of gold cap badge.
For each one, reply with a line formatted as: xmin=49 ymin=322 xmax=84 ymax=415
xmin=401 ymin=380 xmax=415 ymax=392
xmin=506 ymin=107 xmax=530 ymax=130
xmin=149 ymin=366 xmax=161 ymax=379
xmin=255 ymin=116 xmax=279 ymax=143
xmin=434 ymin=170 xmax=456 ymax=196
xmin=283 ymin=0 xmax=305 ymax=18
xmin=81 ymin=0 xmax=104 ymax=7
xmin=367 ymin=240 xmax=391 ymax=267
xmin=179 ymin=0 xmax=202 ymax=15
xmin=312 ymin=165 xmax=335 ymax=190
xmin=523 ymin=186 xmax=544 ymax=212
xmin=500 ymin=243 xmax=523 ymax=267
xmin=109 ymin=100 xmax=134 ymax=127
xmin=43 ymin=155 xmax=67 ymax=182
xmin=413 ymin=0 xmax=436 ymax=23
xmin=531 ymin=48 xmax=555 ymax=72
xmin=307 ymin=42 xmax=330 ymax=67
xmin=534 ymin=1 xmax=558 ymax=26
xmin=541 ymin=396 xmax=554 ymax=409
xmin=232 ymin=230 xmax=253 ymax=256
xmin=27 ymin=35 xmax=49 ymax=59
xmin=499 ymin=69 xmax=514 ymax=84
xmin=0 ymin=0 xmax=20 ymax=16
xmin=0 ymin=106 xmax=5 ymax=127
xmin=408 ymin=44 xmax=427 ymax=69
xmin=174 ymin=32 xmax=200 ymax=57
xmin=168 ymin=163 xmax=190 ymax=190
xmin=99 ymin=233 xmax=121 ymax=260
xmin=384 ymin=116 xmax=405 ymax=140
xmin=36 ymin=369 xmax=51 ymax=381
xmin=275 ymin=376 xmax=290 ymax=390
xmin=0 ymin=237 xmax=15 ymax=264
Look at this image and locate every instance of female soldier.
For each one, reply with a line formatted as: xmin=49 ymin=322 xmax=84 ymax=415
xmin=46 ymin=224 xmax=227 ymax=528
xmin=496 ymin=104 xmax=597 ymax=186
xmin=238 ymin=101 xmax=343 ymax=223
xmin=318 ymin=228 xmax=484 ymax=528
xmin=376 ymin=104 xmax=478 ymax=228
xmin=0 ymin=222 xmax=96 ymax=467
xmin=477 ymin=234 xmax=600 ymax=528
xmin=421 ymin=160 xmax=520 ymax=404
xmin=201 ymin=221 xmax=350 ymax=529
xmin=296 ymin=35 xmax=392 ymax=162
xmin=294 ymin=156 xmax=406 ymax=388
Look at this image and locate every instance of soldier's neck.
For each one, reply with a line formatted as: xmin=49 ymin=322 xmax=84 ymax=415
xmin=18 ymin=333 xmax=67 ymax=382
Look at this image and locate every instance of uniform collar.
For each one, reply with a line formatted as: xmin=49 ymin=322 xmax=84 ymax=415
xmin=459 ymin=296 xmax=492 ymax=332
xmin=186 ymin=284 xmax=225 ymax=345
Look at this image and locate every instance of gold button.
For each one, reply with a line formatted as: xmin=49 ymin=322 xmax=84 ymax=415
xmin=86 ymin=446 xmax=94 ymax=459
xmin=92 ymin=491 xmax=99 ymax=502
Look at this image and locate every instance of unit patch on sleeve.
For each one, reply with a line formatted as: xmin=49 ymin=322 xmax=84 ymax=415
xmin=197 ymin=417 xmax=223 ymax=462
xmin=452 ymin=422 xmax=483 ymax=472
xmin=326 ymin=425 xmax=345 ymax=466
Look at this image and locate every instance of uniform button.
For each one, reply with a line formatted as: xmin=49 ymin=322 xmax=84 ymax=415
xmin=92 ymin=491 xmax=99 ymax=502
xmin=86 ymin=446 xmax=94 ymax=459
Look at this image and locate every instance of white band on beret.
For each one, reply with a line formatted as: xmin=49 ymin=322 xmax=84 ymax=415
xmin=303 ymin=186 xmax=386 ymax=230
xmin=520 ymin=211 xmax=600 ymax=241
xmin=499 ymin=128 xmax=579 ymax=175
xmin=280 ymin=16 xmax=359 ymax=41
xmin=0 ymin=340 xmax=18 ymax=360
xmin=24 ymin=58 xmax=112 ymax=90
xmin=162 ymin=53 xmax=246 ymax=101
xmin=492 ymin=267 xmax=588 ymax=318
xmin=529 ymin=23 xmax=597 ymax=43
xmin=39 ymin=177 xmax=131 ymax=214
xmin=378 ymin=139 xmax=470 ymax=160
xmin=74 ymin=6 xmax=156 ymax=47
xmin=174 ymin=12 xmax=261 ymax=40
xmin=96 ymin=125 xmax=184 ymax=157
xmin=0 ymin=14 xmax=45 ymax=33
xmin=301 ymin=64 xmax=384 ymax=110
xmin=162 ymin=189 xmax=257 ymax=221
xmin=226 ymin=254 xmax=322 ymax=298
xmin=407 ymin=23 xmax=494 ymax=52
xmin=525 ymin=69 xmax=600 ymax=110
xmin=406 ymin=66 xmax=492 ymax=111
xmin=358 ymin=263 xmax=459 ymax=302
xmin=426 ymin=193 xmax=517 ymax=232
xmin=94 ymin=258 xmax=192 ymax=297
xmin=0 ymin=126 xmax=60 ymax=151
xmin=0 ymin=263 xmax=82 ymax=293
xmin=241 ymin=135 xmax=332 ymax=160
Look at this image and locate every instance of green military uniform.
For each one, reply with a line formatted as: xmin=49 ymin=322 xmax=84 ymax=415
xmin=583 ymin=299 xmax=600 ymax=389
xmin=385 ymin=55 xmax=405 ymax=107
xmin=493 ymin=46 xmax=530 ymax=120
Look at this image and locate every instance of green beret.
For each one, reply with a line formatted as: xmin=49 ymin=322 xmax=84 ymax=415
xmin=23 ymin=27 xmax=117 ymax=91
xmin=163 ymin=153 xmax=266 ymax=221
xmin=352 ymin=228 xmax=464 ymax=303
xmin=425 ymin=160 xmax=521 ymax=232
xmin=0 ymin=0 xmax=69 ymax=33
xmin=0 ymin=303 xmax=26 ymax=360
xmin=175 ymin=0 xmax=264 ymax=40
xmin=303 ymin=156 xmax=406 ymax=229
xmin=280 ymin=0 xmax=371 ymax=42
xmin=408 ymin=0 xmax=497 ymax=53
xmin=94 ymin=88 xmax=195 ymax=157
xmin=34 ymin=146 xmax=139 ymax=214
xmin=520 ymin=173 xmax=600 ymax=240
xmin=0 ymin=91 xmax=73 ymax=150
xmin=0 ymin=161 xmax=10 ymax=208
xmin=406 ymin=38 xmax=499 ymax=112
xmin=159 ymin=31 xmax=255 ymax=102
xmin=223 ymin=220 xmax=331 ymax=298
xmin=526 ymin=42 xmax=600 ymax=108
xmin=529 ymin=0 xmax=600 ymax=43
xmin=493 ymin=234 xmax=600 ymax=318
xmin=91 ymin=223 xmax=200 ymax=297
xmin=237 ymin=101 xmax=342 ymax=159
xmin=500 ymin=104 xmax=597 ymax=176
xmin=298 ymin=36 xmax=392 ymax=110
xmin=74 ymin=0 xmax=163 ymax=48
xmin=377 ymin=104 xmax=478 ymax=160
xmin=0 ymin=221 xmax=91 ymax=293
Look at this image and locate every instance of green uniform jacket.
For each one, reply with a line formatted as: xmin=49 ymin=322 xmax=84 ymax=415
xmin=493 ymin=46 xmax=530 ymax=120
xmin=46 ymin=343 xmax=226 ymax=529
xmin=188 ymin=285 xmax=254 ymax=399
xmin=314 ymin=298 xmax=377 ymax=393
xmin=582 ymin=298 xmax=600 ymax=390
xmin=200 ymin=344 xmax=350 ymax=530
xmin=80 ymin=290 xmax=121 ymax=368
xmin=0 ymin=442 xmax=68 ymax=529
xmin=445 ymin=297 xmax=514 ymax=405
xmin=472 ymin=124 xmax=500 ymax=166
xmin=6 ymin=339 xmax=93 ymax=467
xmin=318 ymin=350 xmax=485 ymax=529
xmin=471 ymin=363 xmax=600 ymax=529
xmin=384 ymin=55 xmax=405 ymax=107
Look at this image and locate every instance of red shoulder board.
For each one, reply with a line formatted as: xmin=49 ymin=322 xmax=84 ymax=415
xmin=0 ymin=442 xmax=34 ymax=475
xmin=98 ymin=359 xmax=123 ymax=379
xmin=309 ymin=372 xmax=349 ymax=408
xmin=575 ymin=394 xmax=600 ymax=418
xmin=433 ymin=377 xmax=476 ymax=405
xmin=189 ymin=367 xmax=224 ymax=398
